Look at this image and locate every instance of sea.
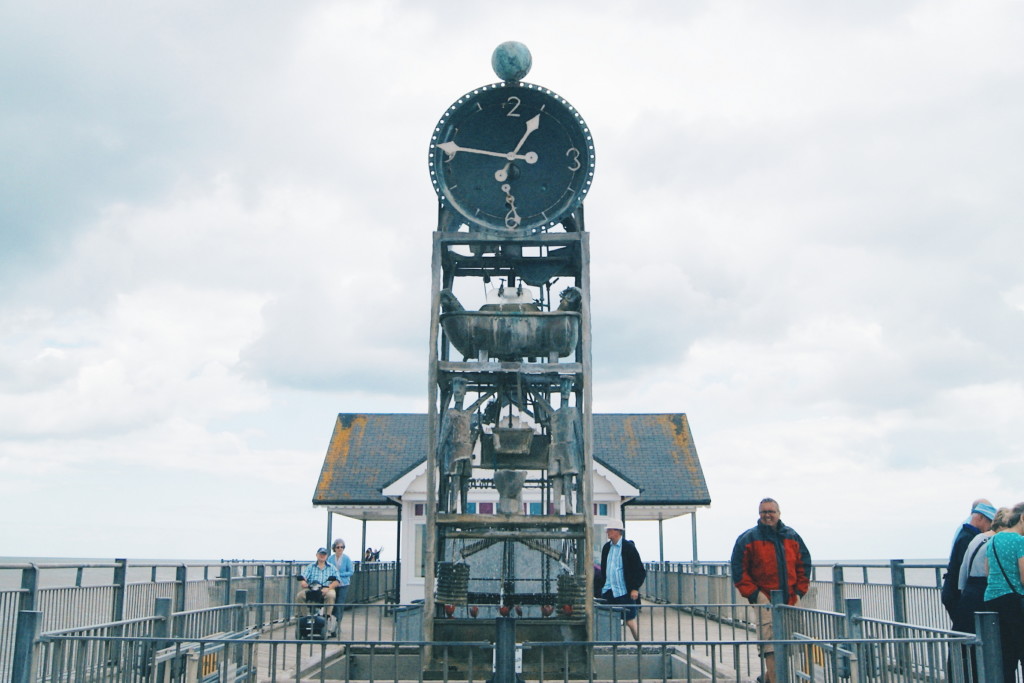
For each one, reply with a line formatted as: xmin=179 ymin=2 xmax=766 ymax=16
xmin=1 ymin=556 xmax=949 ymax=592
xmin=0 ymin=556 xmax=224 ymax=591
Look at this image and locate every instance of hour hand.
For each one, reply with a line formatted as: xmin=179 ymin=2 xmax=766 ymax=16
xmin=509 ymin=115 xmax=540 ymax=156
xmin=494 ymin=152 xmax=539 ymax=182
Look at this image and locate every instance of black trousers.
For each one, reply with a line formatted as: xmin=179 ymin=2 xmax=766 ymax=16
xmin=983 ymin=593 xmax=1024 ymax=683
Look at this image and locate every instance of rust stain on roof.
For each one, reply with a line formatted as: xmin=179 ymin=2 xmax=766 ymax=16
xmin=661 ymin=414 xmax=701 ymax=476
xmin=315 ymin=414 xmax=367 ymax=499
xmin=620 ymin=415 xmax=639 ymax=458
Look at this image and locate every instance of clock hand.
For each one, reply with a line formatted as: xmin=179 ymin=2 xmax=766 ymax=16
xmin=495 ymin=115 xmax=541 ymax=182
xmin=509 ymin=114 xmax=540 ymax=156
xmin=438 ymin=141 xmax=536 ymax=163
xmin=494 ymin=152 xmax=539 ymax=181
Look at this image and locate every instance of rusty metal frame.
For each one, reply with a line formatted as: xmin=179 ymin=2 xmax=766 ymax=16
xmin=426 ymin=229 xmax=594 ymax=643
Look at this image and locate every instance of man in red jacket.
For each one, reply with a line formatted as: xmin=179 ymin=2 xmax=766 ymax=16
xmin=730 ymin=498 xmax=812 ymax=683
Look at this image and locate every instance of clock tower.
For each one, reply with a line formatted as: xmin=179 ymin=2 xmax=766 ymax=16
xmin=424 ymin=42 xmax=598 ymax=650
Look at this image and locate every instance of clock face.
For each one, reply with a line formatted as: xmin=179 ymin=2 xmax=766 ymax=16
xmin=429 ymin=82 xmax=595 ymax=234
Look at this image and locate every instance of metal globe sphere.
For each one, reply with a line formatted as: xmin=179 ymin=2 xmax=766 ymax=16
xmin=491 ymin=41 xmax=532 ymax=82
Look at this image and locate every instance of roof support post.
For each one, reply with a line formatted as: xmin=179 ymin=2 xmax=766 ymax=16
xmin=691 ymin=511 xmax=699 ymax=562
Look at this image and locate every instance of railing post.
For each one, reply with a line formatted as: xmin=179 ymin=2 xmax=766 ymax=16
xmin=771 ymin=589 xmax=790 ymax=683
xmin=493 ymin=616 xmax=517 ymax=683
xmin=107 ymin=558 xmax=128 ymax=663
xmin=233 ymin=589 xmax=248 ymax=671
xmin=974 ymin=611 xmax=1003 ymax=683
xmin=234 ymin=589 xmax=249 ymax=631
xmin=844 ymin=598 xmax=866 ymax=683
xmin=256 ymin=565 xmax=267 ymax=627
xmin=889 ymin=559 xmax=906 ymax=623
xmin=221 ymin=565 xmax=233 ymax=607
xmin=832 ymin=565 xmax=845 ymax=614
xmin=154 ymin=597 xmax=173 ymax=639
xmin=12 ymin=610 xmax=41 ymax=683
xmin=217 ymin=565 xmax=232 ymax=632
xmin=19 ymin=564 xmax=38 ymax=612
xmin=285 ymin=564 xmax=298 ymax=622
xmin=175 ymin=565 xmax=188 ymax=613
xmin=112 ymin=558 xmax=128 ymax=621
xmin=153 ymin=597 xmax=173 ymax=683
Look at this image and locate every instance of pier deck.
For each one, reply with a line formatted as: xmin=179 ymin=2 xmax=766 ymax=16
xmin=249 ymin=601 xmax=764 ymax=682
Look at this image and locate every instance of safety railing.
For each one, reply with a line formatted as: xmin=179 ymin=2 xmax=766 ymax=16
xmin=21 ymin=631 xmax=991 ymax=682
xmin=14 ymin=594 xmax=999 ymax=682
xmin=597 ymin=598 xmax=999 ymax=682
xmin=0 ymin=559 xmax=398 ymax=681
xmin=644 ymin=559 xmax=950 ymax=629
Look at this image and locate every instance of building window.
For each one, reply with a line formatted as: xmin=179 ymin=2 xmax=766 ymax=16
xmin=414 ymin=524 xmax=426 ymax=577
xmin=414 ymin=503 xmax=424 ymax=517
xmin=594 ymin=503 xmax=608 ymax=516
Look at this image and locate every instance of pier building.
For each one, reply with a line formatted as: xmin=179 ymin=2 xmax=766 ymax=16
xmin=311 ymin=412 xmax=711 ymax=603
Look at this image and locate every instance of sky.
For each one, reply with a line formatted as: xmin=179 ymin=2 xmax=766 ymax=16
xmin=2 ymin=1 xmax=1022 ymax=566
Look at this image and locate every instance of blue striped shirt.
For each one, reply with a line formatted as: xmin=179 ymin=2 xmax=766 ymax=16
xmin=301 ymin=562 xmax=337 ymax=586
xmin=602 ymin=540 xmax=627 ymax=597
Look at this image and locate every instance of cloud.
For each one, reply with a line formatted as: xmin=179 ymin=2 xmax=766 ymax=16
xmin=1 ymin=0 xmax=1023 ymax=564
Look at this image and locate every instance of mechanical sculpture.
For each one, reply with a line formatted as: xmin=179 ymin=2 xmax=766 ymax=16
xmin=425 ymin=41 xmax=597 ymax=648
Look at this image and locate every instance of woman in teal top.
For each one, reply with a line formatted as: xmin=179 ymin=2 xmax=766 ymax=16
xmin=983 ymin=502 xmax=1024 ymax=683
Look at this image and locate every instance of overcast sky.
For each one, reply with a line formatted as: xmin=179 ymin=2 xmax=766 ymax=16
xmin=2 ymin=1 xmax=1022 ymax=566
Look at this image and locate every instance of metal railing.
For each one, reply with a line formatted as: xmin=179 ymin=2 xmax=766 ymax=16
xmin=5 ymin=557 xmax=966 ymax=681
xmin=644 ymin=559 xmax=950 ymax=629
xmin=17 ymin=599 xmax=995 ymax=682
xmin=1 ymin=559 xmax=398 ymax=680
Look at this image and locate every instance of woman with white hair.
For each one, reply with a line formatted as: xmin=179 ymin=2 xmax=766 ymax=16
xmin=327 ymin=538 xmax=354 ymax=629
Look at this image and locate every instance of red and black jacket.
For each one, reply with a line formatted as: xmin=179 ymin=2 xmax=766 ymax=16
xmin=730 ymin=520 xmax=811 ymax=605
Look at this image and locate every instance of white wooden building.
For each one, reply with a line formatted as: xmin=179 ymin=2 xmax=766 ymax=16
xmin=313 ymin=413 xmax=710 ymax=602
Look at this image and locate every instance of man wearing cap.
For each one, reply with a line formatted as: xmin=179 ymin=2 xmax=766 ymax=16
xmin=597 ymin=519 xmax=646 ymax=641
xmin=731 ymin=498 xmax=811 ymax=683
xmin=941 ymin=498 xmax=995 ymax=621
xmin=295 ymin=547 xmax=339 ymax=611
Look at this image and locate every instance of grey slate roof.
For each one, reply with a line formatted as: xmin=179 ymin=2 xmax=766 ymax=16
xmin=313 ymin=413 xmax=710 ymax=508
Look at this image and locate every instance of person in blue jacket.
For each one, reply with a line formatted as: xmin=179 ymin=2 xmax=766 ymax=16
xmin=327 ymin=538 xmax=355 ymax=624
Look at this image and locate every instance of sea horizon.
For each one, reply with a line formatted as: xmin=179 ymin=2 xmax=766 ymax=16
xmin=1 ymin=555 xmax=947 ymax=592
xmin=1 ymin=555 xmax=948 ymax=565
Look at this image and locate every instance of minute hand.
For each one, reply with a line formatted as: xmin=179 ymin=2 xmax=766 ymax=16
xmin=438 ymin=141 xmax=536 ymax=162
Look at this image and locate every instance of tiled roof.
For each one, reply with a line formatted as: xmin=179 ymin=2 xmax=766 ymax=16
xmin=313 ymin=413 xmax=710 ymax=507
